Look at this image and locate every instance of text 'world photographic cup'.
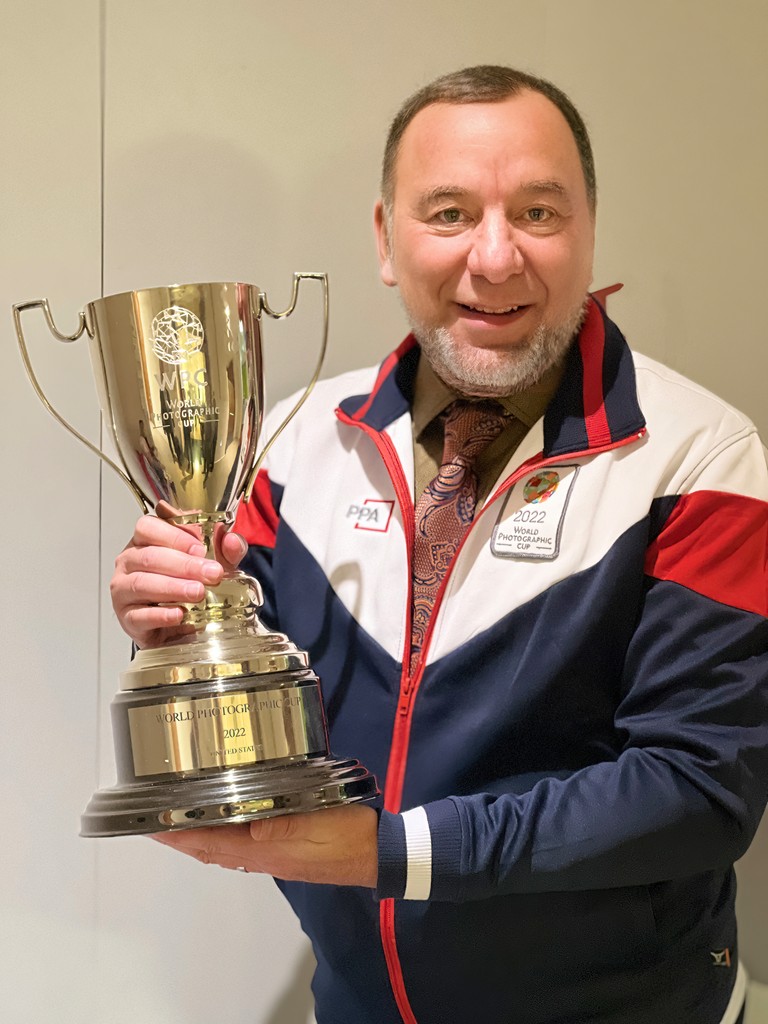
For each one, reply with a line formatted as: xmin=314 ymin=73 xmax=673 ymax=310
xmin=14 ymin=276 xmax=378 ymax=836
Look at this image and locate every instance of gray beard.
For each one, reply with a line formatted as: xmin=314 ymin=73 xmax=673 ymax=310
xmin=407 ymin=299 xmax=588 ymax=398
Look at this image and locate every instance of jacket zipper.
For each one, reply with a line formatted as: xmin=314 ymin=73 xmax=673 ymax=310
xmin=337 ymin=408 xmax=422 ymax=1024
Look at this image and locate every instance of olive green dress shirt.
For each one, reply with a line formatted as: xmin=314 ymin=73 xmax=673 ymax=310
xmin=411 ymin=356 xmax=564 ymax=508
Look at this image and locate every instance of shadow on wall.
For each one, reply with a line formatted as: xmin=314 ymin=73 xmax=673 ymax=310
xmin=265 ymin=943 xmax=316 ymax=1024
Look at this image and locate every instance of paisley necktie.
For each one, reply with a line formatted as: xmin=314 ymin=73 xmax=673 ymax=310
xmin=411 ymin=400 xmax=508 ymax=669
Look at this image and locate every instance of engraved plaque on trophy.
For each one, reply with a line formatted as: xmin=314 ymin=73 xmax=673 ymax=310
xmin=14 ymin=277 xmax=378 ymax=836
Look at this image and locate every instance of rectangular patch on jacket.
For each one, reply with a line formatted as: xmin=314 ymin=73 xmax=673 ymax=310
xmin=346 ymin=498 xmax=395 ymax=533
xmin=491 ymin=465 xmax=579 ymax=560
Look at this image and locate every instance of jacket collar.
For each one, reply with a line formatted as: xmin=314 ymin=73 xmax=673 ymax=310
xmin=337 ymin=297 xmax=646 ymax=457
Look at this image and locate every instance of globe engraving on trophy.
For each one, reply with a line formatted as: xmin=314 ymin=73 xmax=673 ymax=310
xmin=150 ymin=305 xmax=205 ymax=363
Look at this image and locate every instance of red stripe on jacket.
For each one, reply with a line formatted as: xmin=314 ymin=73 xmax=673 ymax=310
xmin=351 ymin=335 xmax=417 ymax=421
xmin=235 ymin=470 xmax=278 ymax=548
xmin=644 ymin=490 xmax=768 ymax=617
xmin=579 ymin=300 xmax=612 ymax=448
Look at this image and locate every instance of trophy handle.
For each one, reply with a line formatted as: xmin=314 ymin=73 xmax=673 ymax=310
xmin=13 ymin=299 xmax=151 ymax=513
xmin=242 ymin=272 xmax=329 ymax=503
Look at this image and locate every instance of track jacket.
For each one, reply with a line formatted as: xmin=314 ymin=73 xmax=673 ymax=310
xmin=236 ymin=299 xmax=768 ymax=1024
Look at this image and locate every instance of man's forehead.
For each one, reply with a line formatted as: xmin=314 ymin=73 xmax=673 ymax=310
xmin=393 ymin=92 xmax=584 ymax=194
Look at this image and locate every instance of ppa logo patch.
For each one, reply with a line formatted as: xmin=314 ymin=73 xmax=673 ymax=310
xmin=523 ymin=471 xmax=560 ymax=504
xmin=346 ymin=499 xmax=395 ymax=533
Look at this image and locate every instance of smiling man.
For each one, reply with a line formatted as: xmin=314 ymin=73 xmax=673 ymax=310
xmin=374 ymin=89 xmax=594 ymax=397
xmin=112 ymin=67 xmax=767 ymax=1024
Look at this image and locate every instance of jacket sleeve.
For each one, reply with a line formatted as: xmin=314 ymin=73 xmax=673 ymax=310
xmin=377 ymin=431 xmax=768 ymax=902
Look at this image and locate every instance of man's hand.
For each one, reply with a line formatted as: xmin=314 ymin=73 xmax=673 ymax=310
xmin=111 ymin=501 xmax=248 ymax=649
xmin=150 ymin=805 xmax=379 ymax=888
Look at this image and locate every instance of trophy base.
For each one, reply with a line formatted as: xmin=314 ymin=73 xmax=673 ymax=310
xmin=82 ymin=582 xmax=379 ymax=837
xmin=80 ymin=756 xmax=378 ymax=837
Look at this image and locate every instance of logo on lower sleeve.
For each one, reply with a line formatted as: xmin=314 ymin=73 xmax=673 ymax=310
xmin=346 ymin=499 xmax=395 ymax=532
xmin=710 ymin=949 xmax=732 ymax=968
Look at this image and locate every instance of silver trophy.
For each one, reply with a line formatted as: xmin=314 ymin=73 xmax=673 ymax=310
xmin=14 ymin=277 xmax=378 ymax=836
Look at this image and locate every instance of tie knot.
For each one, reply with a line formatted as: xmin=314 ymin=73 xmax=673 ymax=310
xmin=441 ymin=400 xmax=509 ymax=467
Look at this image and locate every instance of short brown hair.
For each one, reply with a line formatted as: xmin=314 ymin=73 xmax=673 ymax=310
xmin=381 ymin=64 xmax=596 ymax=215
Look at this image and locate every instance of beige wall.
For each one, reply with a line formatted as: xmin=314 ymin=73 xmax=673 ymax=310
xmin=2 ymin=1 xmax=766 ymax=1021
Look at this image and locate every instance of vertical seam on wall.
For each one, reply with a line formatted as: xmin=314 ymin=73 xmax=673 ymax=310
xmin=94 ymin=0 xmax=107 ymax=941
xmin=96 ymin=0 xmax=106 ymax=786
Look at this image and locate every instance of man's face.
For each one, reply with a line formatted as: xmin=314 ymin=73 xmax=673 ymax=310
xmin=374 ymin=91 xmax=596 ymax=397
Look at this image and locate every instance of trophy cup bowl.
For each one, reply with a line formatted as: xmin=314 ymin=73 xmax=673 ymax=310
xmin=14 ymin=277 xmax=378 ymax=836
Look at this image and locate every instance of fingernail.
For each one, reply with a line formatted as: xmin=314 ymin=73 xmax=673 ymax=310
xmin=236 ymin=535 xmax=248 ymax=559
xmin=185 ymin=582 xmax=204 ymax=600
xmin=190 ymin=543 xmax=207 ymax=557
xmin=202 ymin=562 xmax=222 ymax=582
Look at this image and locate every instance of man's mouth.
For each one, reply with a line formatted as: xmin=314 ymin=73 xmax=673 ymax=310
xmin=458 ymin=302 xmax=529 ymax=317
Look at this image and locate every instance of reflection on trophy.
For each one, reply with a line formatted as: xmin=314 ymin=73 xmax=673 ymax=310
xmin=14 ymin=277 xmax=378 ymax=836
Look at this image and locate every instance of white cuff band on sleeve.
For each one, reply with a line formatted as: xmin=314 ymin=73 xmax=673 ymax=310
xmin=401 ymin=806 xmax=432 ymax=901
xmin=720 ymin=961 xmax=747 ymax=1024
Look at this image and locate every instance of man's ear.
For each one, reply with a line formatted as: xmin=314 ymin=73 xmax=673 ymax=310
xmin=373 ymin=200 xmax=397 ymax=287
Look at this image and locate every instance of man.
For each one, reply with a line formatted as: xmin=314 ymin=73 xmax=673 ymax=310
xmin=112 ymin=66 xmax=767 ymax=1024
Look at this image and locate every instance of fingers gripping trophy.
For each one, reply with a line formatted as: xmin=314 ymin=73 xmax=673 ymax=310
xmin=14 ymin=277 xmax=378 ymax=836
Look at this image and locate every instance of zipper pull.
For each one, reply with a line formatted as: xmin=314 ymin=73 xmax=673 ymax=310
xmin=399 ymin=661 xmax=421 ymax=715
xmin=398 ymin=682 xmax=411 ymax=716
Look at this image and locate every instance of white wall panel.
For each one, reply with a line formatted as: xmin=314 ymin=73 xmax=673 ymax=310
xmin=0 ymin=1 xmax=102 ymax=1020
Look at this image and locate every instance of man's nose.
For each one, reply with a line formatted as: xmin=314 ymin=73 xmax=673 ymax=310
xmin=466 ymin=217 xmax=524 ymax=283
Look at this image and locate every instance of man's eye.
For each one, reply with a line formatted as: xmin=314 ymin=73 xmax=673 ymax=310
xmin=437 ymin=208 xmax=463 ymax=224
xmin=526 ymin=208 xmax=551 ymax=223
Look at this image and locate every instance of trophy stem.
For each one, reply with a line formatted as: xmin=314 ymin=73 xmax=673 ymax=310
xmin=166 ymin=510 xmax=233 ymax=560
